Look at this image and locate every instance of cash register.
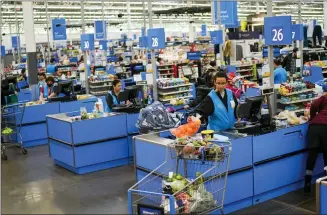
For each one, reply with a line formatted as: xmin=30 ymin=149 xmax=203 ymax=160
xmin=235 ymin=95 xmax=275 ymax=135
xmin=111 ymin=85 xmax=145 ymax=113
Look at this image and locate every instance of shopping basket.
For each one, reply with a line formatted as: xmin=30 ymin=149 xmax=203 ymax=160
xmin=128 ymin=139 xmax=232 ymax=214
xmin=1 ymin=102 xmax=27 ymax=160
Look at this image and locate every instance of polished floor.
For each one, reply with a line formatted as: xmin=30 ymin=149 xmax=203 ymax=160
xmin=2 ymin=145 xmax=317 ymax=214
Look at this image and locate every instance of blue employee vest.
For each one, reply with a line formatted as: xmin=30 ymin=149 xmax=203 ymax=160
xmin=274 ymin=67 xmax=287 ymax=84
xmin=208 ymin=89 xmax=236 ymax=131
xmin=43 ymin=85 xmax=54 ymax=98
xmin=46 ymin=64 xmax=56 ymax=74
xmin=108 ymin=91 xmax=123 ymax=112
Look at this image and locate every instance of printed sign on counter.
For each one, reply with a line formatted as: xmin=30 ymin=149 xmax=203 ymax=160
xmin=99 ymin=40 xmax=107 ymax=51
xmin=137 ymin=204 xmax=164 ymax=215
xmin=264 ymin=16 xmax=292 ymax=45
xmin=52 ymin=18 xmax=67 ymax=41
xmin=147 ymin=28 xmax=166 ymax=49
xmin=81 ymin=34 xmax=95 ymax=51
xmin=95 ymin=20 xmax=107 ymax=40
xmin=292 ymin=24 xmax=304 ymax=41
xmin=211 ymin=0 xmax=238 ymax=25
xmin=187 ymin=51 xmax=201 ymax=60
xmin=210 ymin=30 xmax=223 ymax=45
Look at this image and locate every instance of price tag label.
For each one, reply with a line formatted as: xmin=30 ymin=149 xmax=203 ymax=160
xmin=147 ymin=28 xmax=165 ymax=49
xmin=264 ymin=16 xmax=292 ymax=45
xmin=80 ymin=34 xmax=95 ymax=51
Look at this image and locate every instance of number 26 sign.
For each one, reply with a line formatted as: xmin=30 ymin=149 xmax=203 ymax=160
xmin=147 ymin=28 xmax=165 ymax=49
xmin=264 ymin=16 xmax=292 ymax=45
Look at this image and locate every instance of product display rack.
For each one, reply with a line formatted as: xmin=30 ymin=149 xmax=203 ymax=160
xmin=88 ymin=79 xmax=112 ymax=96
xmin=278 ymin=97 xmax=318 ymax=105
xmin=158 ymin=64 xmax=174 ymax=78
xmin=158 ymin=83 xmax=193 ymax=103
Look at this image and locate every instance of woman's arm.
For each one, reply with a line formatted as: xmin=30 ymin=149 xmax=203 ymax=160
xmin=310 ymin=96 xmax=323 ymax=120
xmin=106 ymin=94 xmax=114 ymax=109
xmin=48 ymin=92 xmax=57 ymax=98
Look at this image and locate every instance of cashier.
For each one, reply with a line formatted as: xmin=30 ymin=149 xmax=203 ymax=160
xmin=46 ymin=59 xmax=57 ymax=74
xmin=273 ymin=58 xmax=287 ymax=84
xmin=304 ymin=81 xmax=327 ymax=193
xmin=106 ymin=79 xmax=123 ymax=110
xmin=39 ymin=76 xmax=57 ymax=101
xmin=195 ymin=72 xmax=238 ymax=131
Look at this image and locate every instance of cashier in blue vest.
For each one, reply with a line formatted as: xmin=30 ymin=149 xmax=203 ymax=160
xmin=46 ymin=58 xmax=57 ymax=74
xmin=106 ymin=79 xmax=124 ymax=111
xmin=39 ymin=76 xmax=58 ymax=101
xmin=195 ymin=72 xmax=238 ymax=131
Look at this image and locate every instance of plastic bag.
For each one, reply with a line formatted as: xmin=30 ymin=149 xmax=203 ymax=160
xmin=170 ymin=114 xmax=201 ymax=138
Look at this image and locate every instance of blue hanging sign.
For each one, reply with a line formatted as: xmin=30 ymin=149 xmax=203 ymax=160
xmin=264 ymin=16 xmax=292 ymax=45
xmin=80 ymin=34 xmax=95 ymax=51
xmin=210 ymin=30 xmax=223 ymax=44
xmin=139 ymin=36 xmax=148 ymax=48
xmin=225 ymin=20 xmax=240 ymax=29
xmin=52 ymin=18 xmax=67 ymax=41
xmin=201 ymin=25 xmax=207 ymax=36
xmin=141 ymin=27 xmax=146 ymax=37
xmin=147 ymin=28 xmax=166 ymax=49
xmin=187 ymin=51 xmax=201 ymax=60
xmin=1 ymin=46 xmax=5 ymax=57
xmin=292 ymin=24 xmax=304 ymax=41
xmin=99 ymin=40 xmax=107 ymax=50
xmin=95 ymin=20 xmax=107 ymax=40
xmin=212 ymin=0 xmax=238 ymax=25
xmin=11 ymin=36 xmax=20 ymax=48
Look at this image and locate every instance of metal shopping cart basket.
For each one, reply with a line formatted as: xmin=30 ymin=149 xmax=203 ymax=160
xmin=128 ymin=139 xmax=232 ymax=214
xmin=1 ymin=102 xmax=27 ymax=160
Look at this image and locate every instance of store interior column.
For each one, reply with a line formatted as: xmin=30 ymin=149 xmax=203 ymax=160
xmin=324 ymin=1 xmax=327 ymax=45
xmin=22 ymin=2 xmax=38 ymax=99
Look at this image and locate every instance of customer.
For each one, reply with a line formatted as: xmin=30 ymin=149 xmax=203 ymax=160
xmin=39 ymin=76 xmax=57 ymax=101
xmin=46 ymin=58 xmax=57 ymax=74
xmin=304 ymin=81 xmax=327 ymax=193
xmin=273 ymin=58 xmax=287 ymax=84
xmin=223 ymin=35 xmax=232 ymax=65
xmin=18 ymin=68 xmax=27 ymax=81
xmin=195 ymin=72 xmax=238 ymax=131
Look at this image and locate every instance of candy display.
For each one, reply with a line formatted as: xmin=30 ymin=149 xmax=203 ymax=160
xmin=157 ymin=78 xmax=190 ymax=89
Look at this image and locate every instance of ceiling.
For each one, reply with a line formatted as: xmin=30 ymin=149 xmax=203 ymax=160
xmin=0 ymin=0 xmax=325 ymax=32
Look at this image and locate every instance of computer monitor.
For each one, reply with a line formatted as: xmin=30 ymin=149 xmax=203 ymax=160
xmin=118 ymin=90 xmax=130 ymax=102
xmin=55 ymin=80 xmax=74 ymax=97
xmin=237 ymin=96 xmax=264 ymax=122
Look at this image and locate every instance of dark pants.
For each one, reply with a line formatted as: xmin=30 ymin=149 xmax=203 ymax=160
xmin=224 ymin=56 xmax=230 ymax=65
xmin=313 ymin=35 xmax=322 ymax=47
xmin=306 ymin=124 xmax=327 ymax=172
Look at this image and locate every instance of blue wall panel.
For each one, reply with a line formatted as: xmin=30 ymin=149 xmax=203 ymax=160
xmin=49 ymin=139 xmax=74 ymax=166
xmin=47 ymin=117 xmax=72 ymax=143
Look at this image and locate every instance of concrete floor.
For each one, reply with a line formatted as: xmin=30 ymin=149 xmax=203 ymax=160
xmin=1 ymin=145 xmax=317 ymax=214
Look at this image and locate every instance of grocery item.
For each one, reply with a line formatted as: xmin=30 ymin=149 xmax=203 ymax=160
xmin=2 ymin=127 xmax=13 ymax=135
xmin=170 ymin=115 xmax=201 ymax=138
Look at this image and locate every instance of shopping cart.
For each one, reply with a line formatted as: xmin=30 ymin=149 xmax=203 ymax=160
xmin=128 ymin=139 xmax=232 ymax=214
xmin=1 ymin=102 xmax=27 ymax=160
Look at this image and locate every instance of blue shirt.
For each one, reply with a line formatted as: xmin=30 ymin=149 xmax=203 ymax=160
xmin=274 ymin=66 xmax=287 ymax=84
xmin=46 ymin=64 xmax=56 ymax=74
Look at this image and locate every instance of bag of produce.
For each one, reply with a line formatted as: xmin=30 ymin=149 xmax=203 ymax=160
xmin=170 ymin=115 xmax=201 ymax=138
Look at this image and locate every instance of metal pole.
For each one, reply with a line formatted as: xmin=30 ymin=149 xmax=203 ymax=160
xmin=148 ymin=0 xmax=158 ymax=101
xmin=81 ymin=0 xmax=89 ymax=94
xmin=142 ymin=0 xmax=146 ymax=34
xmin=298 ymin=0 xmax=303 ymax=75
xmin=45 ymin=1 xmax=51 ymax=65
xmin=0 ymin=1 xmax=3 ymax=74
xmin=9 ymin=24 xmax=16 ymax=63
xmin=102 ymin=0 xmax=107 ymax=66
xmin=217 ymin=0 xmax=223 ymax=66
xmin=267 ymin=0 xmax=276 ymax=116
xmin=15 ymin=1 xmax=21 ymax=64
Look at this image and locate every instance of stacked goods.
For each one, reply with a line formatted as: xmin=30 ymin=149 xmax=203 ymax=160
xmin=157 ymin=78 xmax=190 ymax=89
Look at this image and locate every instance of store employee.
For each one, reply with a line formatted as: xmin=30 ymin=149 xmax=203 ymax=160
xmin=106 ymin=79 xmax=123 ymax=110
xmin=195 ymin=72 xmax=238 ymax=131
xmin=46 ymin=59 xmax=57 ymax=74
xmin=273 ymin=59 xmax=287 ymax=84
xmin=39 ymin=76 xmax=57 ymax=101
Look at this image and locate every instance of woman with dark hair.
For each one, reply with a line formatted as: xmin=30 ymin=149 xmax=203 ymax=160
xmin=106 ymin=79 xmax=123 ymax=110
xmin=39 ymin=76 xmax=57 ymax=101
xmin=304 ymin=81 xmax=327 ymax=193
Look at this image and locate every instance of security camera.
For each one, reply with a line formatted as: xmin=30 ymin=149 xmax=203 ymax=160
xmin=118 ymin=13 xmax=124 ymax=18
xmin=189 ymin=21 xmax=194 ymax=24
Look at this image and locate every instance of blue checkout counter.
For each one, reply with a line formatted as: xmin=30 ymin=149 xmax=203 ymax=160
xmin=132 ymin=123 xmax=326 ymax=214
xmin=18 ymin=96 xmax=97 ymax=148
xmin=47 ymin=112 xmax=137 ymax=174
